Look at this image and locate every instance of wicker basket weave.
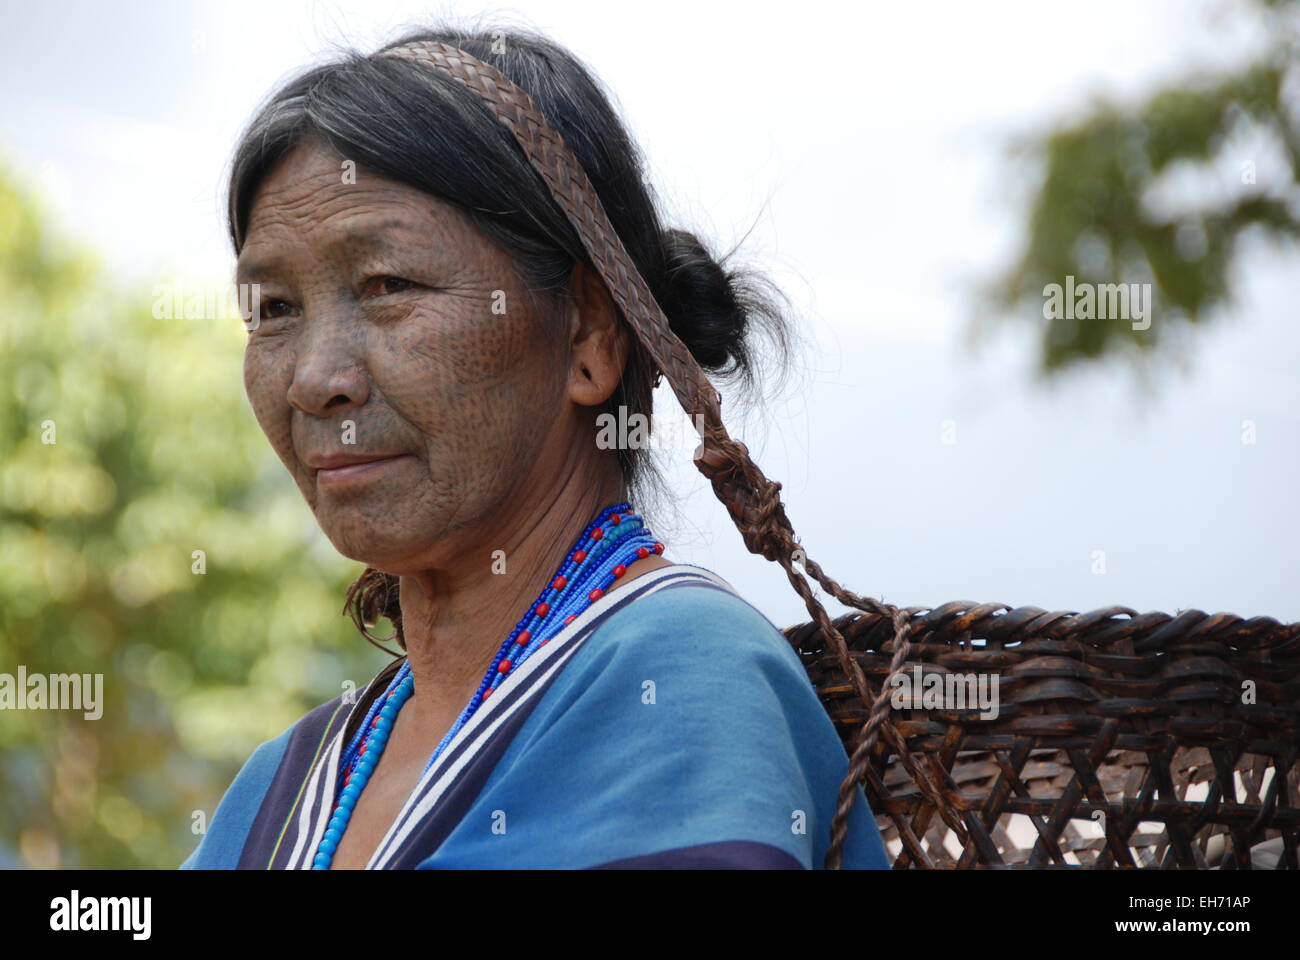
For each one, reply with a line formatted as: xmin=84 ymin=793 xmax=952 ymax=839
xmin=784 ymin=602 xmax=1300 ymax=869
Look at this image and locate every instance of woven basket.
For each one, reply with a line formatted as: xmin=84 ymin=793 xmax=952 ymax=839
xmin=785 ymin=602 xmax=1300 ymax=869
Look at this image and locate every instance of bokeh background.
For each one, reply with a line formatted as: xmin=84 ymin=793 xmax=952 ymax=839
xmin=0 ymin=0 xmax=1296 ymax=868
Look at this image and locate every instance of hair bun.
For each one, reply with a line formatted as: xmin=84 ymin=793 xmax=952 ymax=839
xmin=651 ymin=228 xmax=791 ymax=404
xmin=656 ymin=228 xmax=749 ymax=373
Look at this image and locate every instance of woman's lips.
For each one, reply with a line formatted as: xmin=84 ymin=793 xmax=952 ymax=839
xmin=309 ymin=453 xmax=414 ymax=487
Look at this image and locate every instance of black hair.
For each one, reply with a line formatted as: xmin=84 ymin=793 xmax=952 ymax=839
xmin=227 ymin=22 xmax=793 ymax=507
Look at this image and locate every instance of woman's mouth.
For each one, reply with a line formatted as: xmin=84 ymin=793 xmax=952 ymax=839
xmin=307 ymin=452 xmax=414 ymax=487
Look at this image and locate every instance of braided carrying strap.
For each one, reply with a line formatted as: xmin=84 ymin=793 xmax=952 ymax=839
xmin=384 ymin=40 xmax=955 ymax=867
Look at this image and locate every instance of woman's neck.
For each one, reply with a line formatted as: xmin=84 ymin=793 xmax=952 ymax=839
xmin=394 ymin=450 xmax=631 ymax=742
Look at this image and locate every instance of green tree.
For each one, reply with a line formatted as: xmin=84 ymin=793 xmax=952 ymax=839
xmin=0 ymin=166 xmax=391 ymax=868
xmin=985 ymin=0 xmax=1299 ymax=373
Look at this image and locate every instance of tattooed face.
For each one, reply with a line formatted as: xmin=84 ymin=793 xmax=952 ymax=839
xmin=236 ymin=141 xmax=570 ymax=571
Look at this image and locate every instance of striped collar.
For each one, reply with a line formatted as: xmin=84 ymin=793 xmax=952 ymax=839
xmin=264 ymin=563 xmax=736 ymax=869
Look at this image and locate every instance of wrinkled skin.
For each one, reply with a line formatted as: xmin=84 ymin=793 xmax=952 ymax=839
xmin=240 ymin=143 xmax=563 ymax=567
xmin=236 ymin=140 xmax=670 ymax=868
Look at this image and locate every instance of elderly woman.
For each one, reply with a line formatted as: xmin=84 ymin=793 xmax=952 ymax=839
xmin=181 ymin=25 xmax=888 ymax=870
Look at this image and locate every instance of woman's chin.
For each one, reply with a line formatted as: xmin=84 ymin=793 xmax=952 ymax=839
xmin=319 ymin=521 xmax=429 ymax=573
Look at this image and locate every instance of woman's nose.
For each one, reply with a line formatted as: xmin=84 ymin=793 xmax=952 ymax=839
xmin=286 ymin=321 xmax=371 ymax=417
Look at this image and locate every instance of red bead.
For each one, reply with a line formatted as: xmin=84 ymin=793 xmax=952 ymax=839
xmin=573 ymin=549 xmax=587 ymax=563
xmin=637 ymin=547 xmax=649 ymax=559
xmin=653 ymin=542 xmax=664 ymax=554
xmin=611 ymin=513 xmax=621 ymax=525
xmin=591 ymin=528 xmax=603 ymax=541
xmin=564 ymin=615 xmax=576 ymax=625
xmin=517 ymin=630 xmax=531 ymax=645
xmin=498 ymin=659 xmax=512 ymax=674
xmin=483 ymin=687 xmax=493 ymax=699
xmin=613 ymin=564 xmax=626 ymax=578
xmin=540 ymin=638 xmax=549 ymax=647
xmin=536 ymin=602 xmax=550 ymax=618
xmin=589 ymin=588 xmax=604 ymax=602
xmin=553 ymin=576 xmax=567 ymax=590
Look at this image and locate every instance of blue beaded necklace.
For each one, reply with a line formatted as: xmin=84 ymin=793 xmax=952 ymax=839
xmin=313 ymin=502 xmax=662 ymax=869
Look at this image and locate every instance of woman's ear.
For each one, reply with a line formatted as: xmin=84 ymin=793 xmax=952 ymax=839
xmin=565 ymin=260 xmax=628 ymax=407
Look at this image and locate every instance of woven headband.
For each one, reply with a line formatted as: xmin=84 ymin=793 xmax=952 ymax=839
xmin=383 ymin=42 xmax=718 ymax=425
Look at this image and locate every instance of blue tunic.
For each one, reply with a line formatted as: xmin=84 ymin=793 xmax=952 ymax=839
xmin=180 ymin=565 xmax=889 ymax=869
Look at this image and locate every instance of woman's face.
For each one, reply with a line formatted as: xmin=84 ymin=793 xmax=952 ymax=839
xmin=236 ymin=141 xmax=570 ymax=572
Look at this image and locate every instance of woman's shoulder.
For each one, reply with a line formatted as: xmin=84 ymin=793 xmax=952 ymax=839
xmin=583 ymin=562 xmax=808 ymax=674
xmin=470 ymin=562 xmax=890 ymax=869
xmin=549 ymin=562 xmax=828 ymax=723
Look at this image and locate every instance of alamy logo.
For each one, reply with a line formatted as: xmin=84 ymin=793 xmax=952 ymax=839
xmin=151 ymin=280 xmax=262 ymax=330
xmin=50 ymin=891 xmax=151 ymax=940
xmin=889 ymin=666 xmax=1000 ymax=720
xmin=0 ymin=667 xmax=103 ymax=719
xmin=595 ymin=406 xmax=706 ymax=459
xmin=1042 ymin=275 xmax=1152 ymax=331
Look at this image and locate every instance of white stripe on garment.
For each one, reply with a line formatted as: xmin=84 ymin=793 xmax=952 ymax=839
xmin=285 ymin=668 xmax=391 ymax=869
xmin=287 ymin=723 xmax=345 ymax=869
xmin=367 ymin=637 xmax=593 ymax=868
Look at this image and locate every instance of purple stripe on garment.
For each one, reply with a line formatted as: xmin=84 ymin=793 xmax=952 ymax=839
xmin=235 ymin=695 xmax=355 ymax=869
xmin=589 ymin=841 xmax=805 ymax=870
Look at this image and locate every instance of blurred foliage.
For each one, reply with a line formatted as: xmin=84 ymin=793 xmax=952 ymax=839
xmin=986 ymin=0 xmax=1300 ymax=373
xmin=0 ymin=166 xmax=390 ymax=868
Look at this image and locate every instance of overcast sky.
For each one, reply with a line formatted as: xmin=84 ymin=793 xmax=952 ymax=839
xmin=2 ymin=0 xmax=1296 ymax=630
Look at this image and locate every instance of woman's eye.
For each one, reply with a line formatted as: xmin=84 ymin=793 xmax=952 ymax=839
xmin=362 ymin=276 xmax=416 ymax=298
xmin=260 ymin=298 xmax=294 ymax=320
